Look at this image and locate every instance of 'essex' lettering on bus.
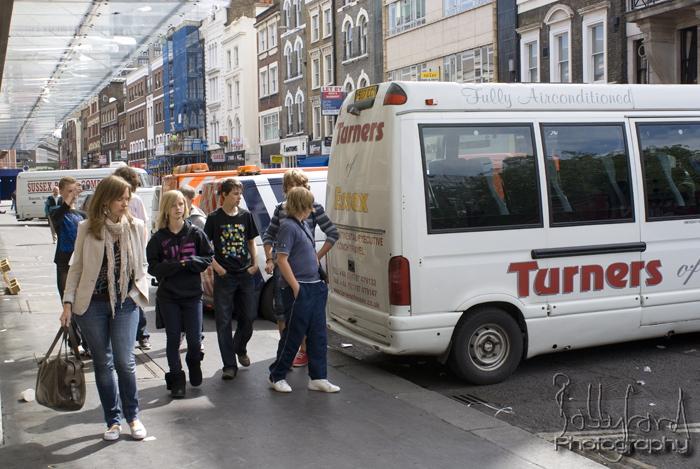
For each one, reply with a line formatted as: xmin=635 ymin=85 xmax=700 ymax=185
xmin=334 ymin=187 xmax=368 ymax=213
xmin=507 ymin=260 xmax=663 ymax=297
xmin=336 ymin=122 xmax=384 ymax=145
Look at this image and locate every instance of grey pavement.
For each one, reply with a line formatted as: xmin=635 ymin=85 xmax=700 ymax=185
xmin=0 ymin=202 xmax=602 ymax=468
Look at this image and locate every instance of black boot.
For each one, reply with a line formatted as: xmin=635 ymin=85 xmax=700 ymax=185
xmin=186 ymin=352 xmax=203 ymax=387
xmin=170 ymin=370 xmax=186 ymax=399
xmin=165 ymin=372 xmax=173 ymax=390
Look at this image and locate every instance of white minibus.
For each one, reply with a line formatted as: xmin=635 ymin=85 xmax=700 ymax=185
xmin=16 ymin=167 xmax=151 ymax=220
xmin=326 ymin=81 xmax=700 ymax=384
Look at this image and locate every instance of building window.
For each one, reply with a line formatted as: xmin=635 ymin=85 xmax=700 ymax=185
xmin=312 ymin=57 xmax=321 ymax=89
xmin=233 ymin=47 xmax=239 ymax=67
xmin=227 ymin=82 xmax=233 ymax=108
xmin=680 ymin=27 xmax=698 ymax=84
xmin=286 ymin=96 xmax=294 ymax=133
xmin=261 ymin=112 xmax=279 ymax=142
xmin=226 ymin=50 xmax=232 ymax=70
xmin=294 ymin=41 xmax=303 ymax=77
xmin=359 ymin=16 xmax=368 ymax=55
xmin=294 ymin=0 xmax=301 ymax=27
xmin=323 ymin=7 xmax=332 ymax=38
xmin=343 ymin=19 xmax=353 ymax=60
xmin=313 ymin=104 xmax=321 ymax=139
xmin=268 ymin=22 xmax=277 ymax=49
xmin=344 ymin=77 xmax=355 ymax=92
xmin=324 ymin=116 xmax=334 ymax=136
xmin=284 ymin=43 xmax=293 ymax=78
xmin=553 ymin=32 xmax=569 ymax=82
xmin=442 ymin=45 xmax=494 ymax=83
xmin=260 ymin=69 xmax=268 ymax=97
xmin=323 ymin=51 xmax=333 ymax=85
xmin=296 ymin=93 xmax=305 ymax=133
xmin=358 ymin=76 xmax=369 ymax=88
xmin=519 ymin=29 xmax=539 ymax=83
xmin=235 ymin=80 xmax=240 ymax=106
xmin=311 ymin=13 xmax=320 ymax=42
xmin=284 ymin=1 xmax=291 ymax=28
xmin=387 ymin=0 xmax=426 ymax=36
xmin=443 ymin=0 xmax=490 ymax=17
xmin=634 ymin=39 xmax=648 ymax=84
xmin=269 ymin=63 xmax=278 ymax=94
xmin=582 ymin=9 xmax=607 ymax=83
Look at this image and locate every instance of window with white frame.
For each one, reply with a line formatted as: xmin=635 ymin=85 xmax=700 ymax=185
xmin=228 ymin=118 xmax=233 ymax=139
xmin=324 ymin=116 xmax=334 ymax=136
xmin=313 ymin=104 xmax=321 ymax=139
xmin=269 ymin=63 xmax=278 ymax=94
xmin=359 ymin=15 xmax=368 ymax=55
xmin=295 ymin=40 xmax=303 ymax=77
xmin=343 ymin=18 xmax=353 ymax=60
xmin=227 ymin=82 xmax=232 ymax=108
xmin=519 ymin=29 xmax=539 ymax=83
xmin=358 ymin=75 xmax=369 ymax=88
xmin=323 ymin=6 xmax=332 ymax=38
xmin=284 ymin=42 xmax=293 ymax=78
xmin=284 ymin=0 xmax=291 ymax=28
xmin=546 ymin=6 xmax=573 ymax=83
xmin=235 ymin=80 xmax=240 ymax=106
xmin=441 ymin=45 xmax=494 ymax=83
xmin=268 ymin=22 xmax=277 ymax=49
xmin=312 ymin=56 xmax=321 ymax=89
xmin=226 ymin=50 xmax=232 ymax=70
xmin=260 ymin=69 xmax=269 ymax=97
xmin=234 ymin=116 xmax=241 ymax=140
xmin=294 ymin=0 xmax=301 ymax=27
xmin=387 ymin=0 xmax=426 ymax=36
xmin=323 ymin=51 xmax=333 ymax=85
xmin=286 ymin=95 xmax=294 ymax=132
xmin=234 ymin=46 xmax=239 ymax=67
xmin=582 ymin=9 xmax=607 ymax=83
xmin=296 ymin=93 xmax=304 ymax=132
xmin=554 ymin=32 xmax=570 ymax=82
xmin=311 ymin=13 xmax=320 ymax=42
xmin=261 ymin=112 xmax=279 ymax=142
xmin=344 ymin=77 xmax=355 ymax=92
xmin=258 ymin=29 xmax=267 ymax=52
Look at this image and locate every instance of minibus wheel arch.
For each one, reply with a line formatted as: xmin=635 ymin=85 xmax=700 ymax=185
xmin=446 ymin=302 xmax=528 ymax=384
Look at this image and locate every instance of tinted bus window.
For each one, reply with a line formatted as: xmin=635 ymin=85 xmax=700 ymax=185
xmin=421 ymin=124 xmax=541 ymax=231
xmin=638 ymin=122 xmax=700 ymax=220
xmin=542 ymin=124 xmax=633 ymax=225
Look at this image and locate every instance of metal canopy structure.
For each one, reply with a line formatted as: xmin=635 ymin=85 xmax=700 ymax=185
xmin=0 ymin=0 xmax=227 ymax=150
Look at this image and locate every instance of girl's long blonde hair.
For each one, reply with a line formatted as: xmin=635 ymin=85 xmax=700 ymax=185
xmin=87 ymin=176 xmax=133 ymax=240
xmin=156 ymin=190 xmax=189 ymax=230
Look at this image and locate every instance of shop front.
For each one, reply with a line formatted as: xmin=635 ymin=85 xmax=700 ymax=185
xmin=280 ymin=136 xmax=308 ymax=168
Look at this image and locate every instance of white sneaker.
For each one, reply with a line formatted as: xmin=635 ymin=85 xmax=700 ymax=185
xmin=129 ymin=419 xmax=147 ymax=440
xmin=308 ymin=379 xmax=341 ymax=393
xmin=268 ymin=377 xmax=292 ymax=393
xmin=103 ymin=424 xmax=121 ymax=441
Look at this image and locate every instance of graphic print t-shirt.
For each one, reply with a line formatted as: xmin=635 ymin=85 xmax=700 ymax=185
xmin=204 ymin=207 xmax=259 ymax=273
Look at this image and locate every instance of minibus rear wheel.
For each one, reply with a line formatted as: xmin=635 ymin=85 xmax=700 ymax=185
xmin=449 ymin=307 xmax=523 ymax=384
xmin=259 ymin=280 xmax=276 ymax=322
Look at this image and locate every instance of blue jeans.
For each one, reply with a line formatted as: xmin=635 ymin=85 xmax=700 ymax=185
xmin=161 ymin=298 xmax=203 ymax=372
xmin=137 ymin=308 xmax=150 ymax=340
xmin=75 ymin=298 xmax=140 ymax=427
xmin=214 ymin=271 xmax=256 ymax=370
xmin=269 ymin=282 xmax=328 ymax=382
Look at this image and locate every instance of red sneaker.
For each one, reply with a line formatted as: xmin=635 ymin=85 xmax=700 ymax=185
xmin=292 ymin=350 xmax=308 ymax=367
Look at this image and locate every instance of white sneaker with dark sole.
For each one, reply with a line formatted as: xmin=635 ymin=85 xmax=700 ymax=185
xmin=308 ymin=379 xmax=341 ymax=393
xmin=268 ymin=378 xmax=292 ymax=393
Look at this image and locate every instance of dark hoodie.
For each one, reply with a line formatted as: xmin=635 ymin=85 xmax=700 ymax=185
xmin=146 ymin=220 xmax=214 ymax=301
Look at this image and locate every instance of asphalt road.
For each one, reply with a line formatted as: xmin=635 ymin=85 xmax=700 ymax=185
xmin=327 ymin=328 xmax=700 ymax=469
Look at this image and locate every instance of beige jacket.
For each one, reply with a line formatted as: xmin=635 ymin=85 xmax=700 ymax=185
xmin=63 ymin=218 xmax=149 ymax=315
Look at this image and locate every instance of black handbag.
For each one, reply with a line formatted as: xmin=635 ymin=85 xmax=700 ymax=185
xmin=36 ymin=326 xmax=86 ymax=412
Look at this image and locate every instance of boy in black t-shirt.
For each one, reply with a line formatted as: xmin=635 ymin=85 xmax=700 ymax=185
xmin=204 ymin=178 xmax=260 ymax=379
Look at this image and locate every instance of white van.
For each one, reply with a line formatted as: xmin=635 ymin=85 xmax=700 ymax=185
xmin=16 ymin=167 xmax=151 ymax=220
xmin=326 ymin=82 xmax=700 ymax=384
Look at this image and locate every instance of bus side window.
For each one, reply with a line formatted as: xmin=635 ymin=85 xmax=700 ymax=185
xmin=542 ymin=124 xmax=633 ymax=225
xmin=638 ymin=123 xmax=700 ymax=220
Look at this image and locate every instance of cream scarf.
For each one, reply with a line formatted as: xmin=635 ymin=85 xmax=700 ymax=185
xmin=103 ymin=217 xmax=136 ymax=316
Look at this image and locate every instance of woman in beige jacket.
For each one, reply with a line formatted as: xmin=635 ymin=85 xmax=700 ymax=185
xmin=60 ymin=175 xmax=149 ymax=442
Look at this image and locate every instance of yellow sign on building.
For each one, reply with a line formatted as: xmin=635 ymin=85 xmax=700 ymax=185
xmin=271 ymin=154 xmax=284 ymax=164
xmin=420 ymin=71 xmax=440 ymax=80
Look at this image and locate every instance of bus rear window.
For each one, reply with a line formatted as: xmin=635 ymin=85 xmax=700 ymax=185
xmin=421 ymin=124 xmax=541 ymax=232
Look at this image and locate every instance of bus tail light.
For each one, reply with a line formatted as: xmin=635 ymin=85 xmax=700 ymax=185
xmin=389 ymin=256 xmax=411 ymax=306
xmin=383 ymin=83 xmax=408 ymax=106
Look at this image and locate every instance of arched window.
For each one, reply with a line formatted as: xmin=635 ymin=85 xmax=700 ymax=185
xmin=343 ymin=76 xmax=355 ymax=92
xmin=227 ymin=118 xmax=233 ymax=141
xmin=295 ymin=91 xmax=305 ymax=133
xmin=285 ymin=94 xmax=294 ymax=133
xmin=357 ymin=13 xmax=368 ymax=55
xmin=234 ymin=116 xmax=241 ymax=140
xmin=283 ymin=0 xmax=291 ymax=28
xmin=294 ymin=0 xmax=301 ymax=28
xmin=294 ymin=38 xmax=303 ymax=77
xmin=342 ymin=17 xmax=353 ymax=60
xmin=284 ymin=42 xmax=293 ymax=78
xmin=358 ymin=76 xmax=369 ymax=88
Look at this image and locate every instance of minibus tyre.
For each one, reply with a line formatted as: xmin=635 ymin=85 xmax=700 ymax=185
xmin=449 ymin=307 xmax=523 ymax=385
xmin=259 ymin=281 xmax=276 ymax=322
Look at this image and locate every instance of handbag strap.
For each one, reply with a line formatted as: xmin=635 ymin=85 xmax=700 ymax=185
xmin=43 ymin=328 xmax=65 ymax=362
xmin=43 ymin=326 xmax=81 ymax=362
xmin=64 ymin=325 xmax=82 ymax=359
